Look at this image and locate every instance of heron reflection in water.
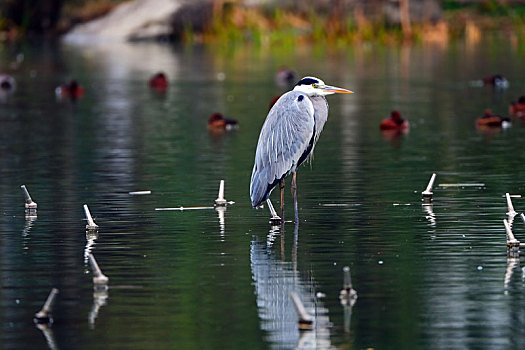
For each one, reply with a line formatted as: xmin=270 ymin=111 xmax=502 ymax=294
xmin=250 ymin=77 xmax=353 ymax=223
xmin=250 ymin=223 xmax=331 ymax=349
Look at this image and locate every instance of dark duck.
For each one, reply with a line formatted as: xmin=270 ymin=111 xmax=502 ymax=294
xmin=208 ymin=113 xmax=238 ymax=131
xmin=476 ymin=109 xmax=510 ymax=128
xmin=482 ymin=74 xmax=509 ymax=88
xmin=56 ymin=79 xmax=84 ymax=99
xmin=509 ymin=96 xmax=525 ymax=118
xmin=380 ymin=110 xmax=410 ymax=131
xmin=149 ymin=72 xmax=168 ymax=91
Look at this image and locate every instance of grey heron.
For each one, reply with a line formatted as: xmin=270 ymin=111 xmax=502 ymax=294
xmin=250 ymin=76 xmax=353 ymax=223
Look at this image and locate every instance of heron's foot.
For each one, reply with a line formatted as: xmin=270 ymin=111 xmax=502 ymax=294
xmin=269 ymin=214 xmax=282 ymax=226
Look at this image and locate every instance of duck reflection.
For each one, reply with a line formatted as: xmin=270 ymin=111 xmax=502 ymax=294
xmin=250 ymin=223 xmax=331 ymax=349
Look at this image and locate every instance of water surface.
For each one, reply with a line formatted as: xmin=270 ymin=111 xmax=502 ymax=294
xmin=2 ymin=38 xmax=525 ymax=349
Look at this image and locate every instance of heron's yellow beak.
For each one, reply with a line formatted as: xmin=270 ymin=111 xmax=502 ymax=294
xmin=320 ymin=85 xmax=354 ymax=94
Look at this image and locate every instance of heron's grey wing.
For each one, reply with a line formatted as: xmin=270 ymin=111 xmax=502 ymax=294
xmin=250 ymin=91 xmax=315 ymax=207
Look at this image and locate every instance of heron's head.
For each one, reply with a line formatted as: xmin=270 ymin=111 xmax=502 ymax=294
xmin=293 ymin=76 xmax=353 ymax=96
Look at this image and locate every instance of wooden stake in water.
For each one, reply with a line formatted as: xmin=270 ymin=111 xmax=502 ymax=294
xmin=504 ymin=219 xmax=520 ymax=257
xmin=214 ymin=180 xmax=227 ymax=206
xmin=421 ymin=173 xmax=436 ymax=203
xmin=290 ymin=291 xmax=314 ymax=330
xmin=339 ymin=266 xmax=358 ymax=306
xmin=506 ymin=193 xmax=518 ymax=216
xmin=88 ymin=254 xmax=109 ymax=286
xmin=33 ymin=288 xmax=59 ymax=324
xmin=21 ymin=185 xmax=38 ymax=211
xmin=266 ymin=198 xmax=282 ymax=225
xmin=83 ymin=204 xmax=99 ymax=231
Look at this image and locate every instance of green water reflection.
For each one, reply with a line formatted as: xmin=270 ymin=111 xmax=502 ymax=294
xmin=2 ymin=38 xmax=525 ymax=349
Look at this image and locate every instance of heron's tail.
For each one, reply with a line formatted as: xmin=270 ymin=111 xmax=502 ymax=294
xmin=250 ymin=165 xmax=281 ymax=208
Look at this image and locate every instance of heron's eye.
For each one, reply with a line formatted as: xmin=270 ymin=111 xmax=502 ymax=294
xmin=312 ymin=83 xmax=319 ymax=88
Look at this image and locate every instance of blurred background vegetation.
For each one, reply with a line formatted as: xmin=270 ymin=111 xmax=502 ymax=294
xmin=1 ymin=0 xmax=525 ymax=45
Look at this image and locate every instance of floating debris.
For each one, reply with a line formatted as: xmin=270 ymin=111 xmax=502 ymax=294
xmin=88 ymin=254 xmax=109 ymax=287
xmin=155 ymin=206 xmax=215 ymax=211
xmin=290 ymin=291 xmax=314 ymax=330
xmin=129 ymin=190 xmax=151 ymax=195
xmin=83 ymin=204 xmax=99 ymax=232
xmin=506 ymin=193 xmax=518 ymax=216
xmin=438 ymin=183 xmax=485 ymax=188
xmin=214 ymin=180 xmax=227 ymax=206
xmin=339 ymin=266 xmax=357 ymax=306
xmin=320 ymin=203 xmax=350 ymax=207
xmin=33 ymin=288 xmax=59 ymax=324
xmin=521 ymin=213 xmax=525 ymax=224
xmin=155 ymin=181 xmax=235 ymax=211
xmin=316 ymin=292 xmax=326 ymax=299
xmin=21 ymin=185 xmax=37 ymax=212
xmin=502 ymin=194 xmax=521 ymax=198
xmin=421 ymin=173 xmax=436 ymax=203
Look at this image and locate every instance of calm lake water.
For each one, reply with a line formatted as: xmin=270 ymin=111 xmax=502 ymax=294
xmin=2 ymin=37 xmax=525 ymax=349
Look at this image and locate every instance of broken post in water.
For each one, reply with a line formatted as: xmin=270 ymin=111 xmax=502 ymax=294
xmin=290 ymin=291 xmax=314 ymax=330
xmin=506 ymin=193 xmax=518 ymax=216
xmin=83 ymin=204 xmax=99 ymax=231
xmin=21 ymin=185 xmax=37 ymax=212
xmin=88 ymin=253 xmax=109 ymax=286
xmin=339 ymin=266 xmax=358 ymax=306
xmin=33 ymin=288 xmax=59 ymax=324
xmin=504 ymin=219 xmax=520 ymax=257
xmin=214 ymin=180 xmax=227 ymax=206
xmin=421 ymin=173 xmax=436 ymax=203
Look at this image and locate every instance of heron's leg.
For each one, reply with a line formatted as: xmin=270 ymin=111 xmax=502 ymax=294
xmin=291 ymin=172 xmax=299 ymax=223
xmin=279 ymin=179 xmax=285 ymax=221
xmin=266 ymin=198 xmax=281 ymax=225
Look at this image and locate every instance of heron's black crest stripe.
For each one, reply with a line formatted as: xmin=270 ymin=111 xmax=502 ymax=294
xmin=297 ymin=95 xmax=304 ymax=101
xmin=296 ymin=77 xmax=319 ymax=86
